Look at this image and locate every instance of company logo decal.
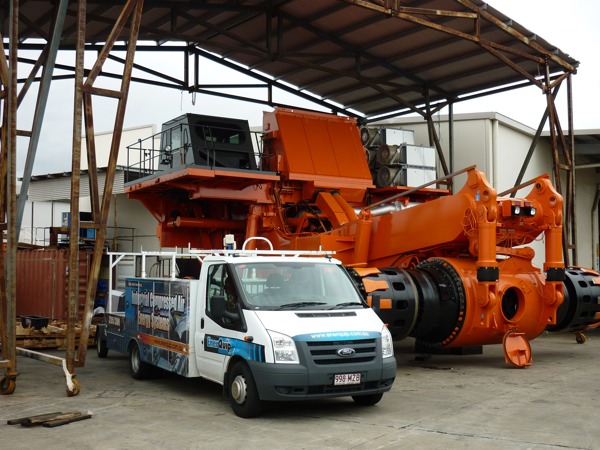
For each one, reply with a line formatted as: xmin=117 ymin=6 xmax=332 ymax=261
xmin=204 ymin=334 xmax=265 ymax=362
xmin=205 ymin=335 xmax=233 ymax=354
xmin=337 ymin=348 xmax=356 ymax=357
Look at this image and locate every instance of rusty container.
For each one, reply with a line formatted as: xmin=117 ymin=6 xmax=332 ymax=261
xmin=16 ymin=248 xmax=92 ymax=320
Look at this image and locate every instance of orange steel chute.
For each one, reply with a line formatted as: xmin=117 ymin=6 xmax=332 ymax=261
xmin=124 ymin=108 xmax=600 ymax=366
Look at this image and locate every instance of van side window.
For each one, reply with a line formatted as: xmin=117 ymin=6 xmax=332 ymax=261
xmin=206 ymin=264 xmax=244 ymax=330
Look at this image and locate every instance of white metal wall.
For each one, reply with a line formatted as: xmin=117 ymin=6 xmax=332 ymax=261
xmin=81 ymin=123 xmax=156 ymax=171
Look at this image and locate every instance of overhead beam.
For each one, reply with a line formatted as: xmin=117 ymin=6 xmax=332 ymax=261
xmin=456 ymin=0 xmax=577 ymax=73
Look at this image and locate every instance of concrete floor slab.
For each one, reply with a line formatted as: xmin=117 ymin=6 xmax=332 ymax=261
xmin=1 ymin=331 xmax=599 ymax=449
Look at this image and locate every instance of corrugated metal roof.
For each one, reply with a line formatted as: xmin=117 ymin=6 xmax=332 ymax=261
xmin=3 ymin=0 xmax=578 ymax=121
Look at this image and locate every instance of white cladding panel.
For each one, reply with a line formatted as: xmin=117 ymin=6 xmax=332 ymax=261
xmin=27 ymin=171 xmax=124 ymax=202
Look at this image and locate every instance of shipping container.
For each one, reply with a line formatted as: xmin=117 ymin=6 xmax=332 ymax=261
xmin=16 ymin=248 xmax=94 ymax=320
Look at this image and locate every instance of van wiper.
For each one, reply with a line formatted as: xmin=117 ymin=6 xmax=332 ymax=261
xmin=277 ymin=301 xmax=327 ymax=310
xmin=329 ymin=302 xmax=364 ymax=309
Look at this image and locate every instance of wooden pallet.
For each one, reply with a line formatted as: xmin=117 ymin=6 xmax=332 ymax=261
xmin=15 ymin=320 xmax=97 ymax=350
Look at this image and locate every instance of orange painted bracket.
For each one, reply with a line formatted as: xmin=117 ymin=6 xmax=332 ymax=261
xmin=502 ymin=330 xmax=532 ymax=368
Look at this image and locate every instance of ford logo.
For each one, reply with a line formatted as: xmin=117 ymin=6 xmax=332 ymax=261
xmin=337 ymin=348 xmax=356 ymax=357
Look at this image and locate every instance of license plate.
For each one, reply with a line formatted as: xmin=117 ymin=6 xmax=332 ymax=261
xmin=334 ymin=373 xmax=361 ymax=386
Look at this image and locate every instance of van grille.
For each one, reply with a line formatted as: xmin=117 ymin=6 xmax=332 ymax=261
xmin=305 ymin=338 xmax=377 ymax=365
xmin=296 ymin=312 xmax=357 ymax=318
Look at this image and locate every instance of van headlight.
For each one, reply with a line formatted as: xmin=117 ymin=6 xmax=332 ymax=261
xmin=268 ymin=330 xmax=299 ymax=364
xmin=381 ymin=326 xmax=394 ymax=358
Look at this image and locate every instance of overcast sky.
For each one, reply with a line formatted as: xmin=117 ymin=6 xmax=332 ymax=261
xmin=452 ymin=0 xmax=600 ymax=130
xmin=14 ymin=0 xmax=600 ymax=176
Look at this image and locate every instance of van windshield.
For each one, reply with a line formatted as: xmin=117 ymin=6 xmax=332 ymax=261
xmin=232 ymin=261 xmax=366 ymax=310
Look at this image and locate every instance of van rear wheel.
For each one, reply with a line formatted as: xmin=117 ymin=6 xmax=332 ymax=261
xmin=228 ymin=362 xmax=262 ymax=418
xmin=129 ymin=343 xmax=151 ymax=380
xmin=97 ymin=337 xmax=108 ymax=358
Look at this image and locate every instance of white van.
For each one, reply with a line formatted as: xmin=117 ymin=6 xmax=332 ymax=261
xmin=97 ymin=243 xmax=396 ymax=417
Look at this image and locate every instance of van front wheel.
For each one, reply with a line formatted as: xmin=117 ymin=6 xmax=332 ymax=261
xmin=228 ymin=362 xmax=262 ymax=418
xmin=352 ymin=392 xmax=383 ymax=406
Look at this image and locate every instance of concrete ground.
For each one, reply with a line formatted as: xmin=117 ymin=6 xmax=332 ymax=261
xmin=1 ymin=331 xmax=599 ymax=450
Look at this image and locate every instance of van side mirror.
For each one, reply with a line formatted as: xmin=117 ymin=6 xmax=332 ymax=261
xmin=210 ymin=295 xmax=240 ymax=322
xmin=371 ymin=293 xmax=381 ymax=313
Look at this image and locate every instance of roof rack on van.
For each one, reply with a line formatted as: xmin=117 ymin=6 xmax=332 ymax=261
xmin=188 ymin=236 xmax=335 ymax=258
xmin=106 ymin=237 xmax=335 ymax=306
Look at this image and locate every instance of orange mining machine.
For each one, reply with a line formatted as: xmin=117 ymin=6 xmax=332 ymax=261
xmin=125 ymin=108 xmax=600 ymax=367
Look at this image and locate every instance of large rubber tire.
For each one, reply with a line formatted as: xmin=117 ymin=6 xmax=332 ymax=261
xmin=228 ymin=362 xmax=262 ymax=418
xmin=129 ymin=343 xmax=152 ymax=380
xmin=97 ymin=337 xmax=108 ymax=358
xmin=352 ymin=392 xmax=383 ymax=406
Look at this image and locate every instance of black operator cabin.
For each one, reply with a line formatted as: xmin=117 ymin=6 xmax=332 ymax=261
xmin=159 ymin=113 xmax=258 ymax=171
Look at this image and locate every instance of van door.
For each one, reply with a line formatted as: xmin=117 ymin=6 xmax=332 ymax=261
xmin=195 ymin=263 xmax=245 ymax=383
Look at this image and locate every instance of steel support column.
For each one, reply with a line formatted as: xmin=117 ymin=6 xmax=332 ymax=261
xmin=543 ymin=67 xmax=576 ymax=266
xmin=567 ymin=74 xmax=577 ymax=265
xmin=448 ymin=102 xmax=454 ymax=176
xmin=424 ymin=90 xmax=450 ymax=188
xmin=15 ymin=0 xmax=68 ymax=238
xmin=73 ymin=0 xmax=145 ymax=369
xmin=0 ymin=0 xmax=19 ymax=395
xmin=1 ymin=0 xmax=74 ymax=396
xmin=0 ymin=30 xmax=10 ymax=387
xmin=426 ymin=114 xmax=450 ymax=179
xmin=64 ymin=0 xmax=86 ymax=394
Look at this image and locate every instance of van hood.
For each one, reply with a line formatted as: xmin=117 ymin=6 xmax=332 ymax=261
xmin=252 ymin=309 xmax=384 ymax=340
